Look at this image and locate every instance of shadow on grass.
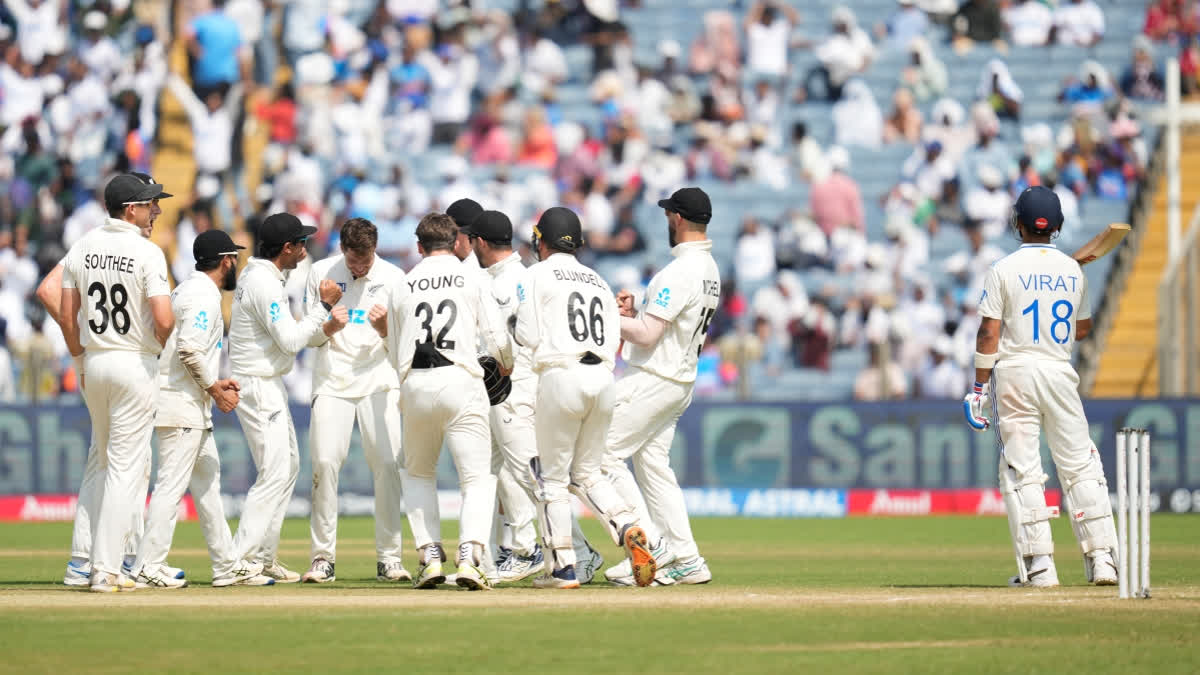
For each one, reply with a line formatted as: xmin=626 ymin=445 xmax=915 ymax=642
xmin=884 ymin=584 xmax=1000 ymax=589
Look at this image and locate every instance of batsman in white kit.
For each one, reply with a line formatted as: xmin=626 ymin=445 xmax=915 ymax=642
xmin=229 ymin=213 xmax=346 ymax=583
xmin=132 ymin=230 xmax=275 ymax=588
xmin=604 ymin=188 xmax=719 ymax=586
xmin=514 ymin=207 xmax=657 ymax=589
xmin=964 ymin=186 xmax=1119 ymax=588
xmin=375 ymin=212 xmax=512 ymax=590
xmin=59 ymin=174 xmax=176 ymax=592
xmin=299 ymin=218 xmax=410 ymax=584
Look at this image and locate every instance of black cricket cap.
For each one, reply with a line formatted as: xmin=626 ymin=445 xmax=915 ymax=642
xmin=131 ymin=171 xmax=174 ymax=199
xmin=657 ymin=187 xmax=712 ymax=225
xmin=104 ymin=173 xmax=166 ymax=212
xmin=194 ymin=230 xmax=245 ymax=263
xmin=534 ymin=207 xmax=583 ymax=252
xmin=446 ymin=198 xmax=483 ymax=229
xmin=259 ymin=212 xmax=317 ymax=245
xmin=467 ymin=210 xmax=513 ymax=245
xmin=1013 ymin=186 xmax=1064 ymax=233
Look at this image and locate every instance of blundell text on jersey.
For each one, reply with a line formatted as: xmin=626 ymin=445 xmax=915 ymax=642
xmin=552 ymin=268 xmax=606 ymax=289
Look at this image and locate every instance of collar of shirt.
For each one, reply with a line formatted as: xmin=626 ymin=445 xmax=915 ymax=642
xmin=341 ymin=255 xmax=383 ymax=282
xmin=671 ymin=239 xmax=714 ymax=258
xmin=102 ymin=217 xmax=142 ymax=235
xmin=487 ymin=251 xmax=523 ymax=278
xmin=248 ymin=256 xmax=286 ymax=283
xmin=189 ymin=270 xmax=221 ymax=293
xmin=419 ymin=253 xmax=463 ymax=269
xmin=1019 ymin=243 xmax=1057 ymax=249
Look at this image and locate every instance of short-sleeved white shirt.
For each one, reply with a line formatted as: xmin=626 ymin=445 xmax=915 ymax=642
xmin=978 ymin=243 xmax=1091 ymax=367
xmin=1053 ymin=1 xmax=1104 ymax=46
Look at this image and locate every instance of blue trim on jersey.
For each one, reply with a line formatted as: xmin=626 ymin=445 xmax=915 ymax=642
xmin=1019 ymin=244 xmax=1058 ymax=249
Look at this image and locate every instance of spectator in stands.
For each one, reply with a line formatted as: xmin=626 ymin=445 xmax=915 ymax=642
xmin=166 ymin=74 xmax=240 ymax=228
xmin=963 ymin=164 xmax=1011 ymax=238
xmin=901 ymin=37 xmax=947 ymax=102
xmin=515 ymin=106 xmax=557 ymax=169
xmin=744 ymin=1 xmax=800 ymax=80
xmin=1144 ymin=0 xmax=1199 ymax=44
xmin=427 ymin=27 xmax=479 ymax=145
xmin=793 ymin=296 xmax=836 ymax=370
xmin=924 ymin=98 xmax=971 ymax=162
xmin=477 ymin=12 xmax=521 ymax=97
xmin=877 ymin=0 xmax=931 ymax=51
xmin=186 ymin=0 xmax=246 ymax=98
xmin=791 ymin=122 xmax=829 ymax=182
xmin=918 ymin=336 xmax=964 ymax=398
xmin=581 ymin=0 xmax=630 ymax=77
xmin=811 ymin=146 xmax=865 ymax=236
xmin=689 ymin=10 xmax=741 ymax=77
xmin=854 ymin=341 xmax=909 ymax=401
xmin=0 ymin=320 xmax=13 ymax=402
xmin=752 ymin=270 xmax=809 ymax=361
xmin=952 ymin=0 xmax=1005 ymax=53
xmin=833 ymin=80 xmax=883 ymax=149
xmin=902 ymin=140 xmax=955 ymax=201
xmin=1004 ymin=0 xmax=1054 ymax=47
xmin=746 ymin=79 xmax=780 ymax=133
xmin=734 ymin=216 xmax=777 ymax=298
xmin=1052 ymin=0 xmax=1105 ymax=47
xmin=6 ymin=0 xmax=63 ymax=68
xmin=959 ymin=103 xmax=1014 ymax=193
xmin=978 ymin=58 xmax=1023 ymax=121
xmin=78 ymin=11 xmax=121 ymax=84
xmin=1122 ymin=37 xmax=1166 ymax=101
xmin=523 ymin=26 xmax=568 ymax=96
xmin=884 ymin=87 xmax=923 ymax=144
xmin=806 ymin=6 xmax=875 ymax=102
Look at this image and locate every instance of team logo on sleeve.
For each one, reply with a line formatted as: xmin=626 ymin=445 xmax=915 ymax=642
xmin=978 ymin=289 xmax=987 ymax=307
xmin=654 ymin=287 xmax=671 ymax=309
xmin=193 ymin=311 xmax=209 ymax=331
xmin=269 ymin=302 xmax=281 ymax=323
xmin=516 ymin=283 xmax=525 ymax=302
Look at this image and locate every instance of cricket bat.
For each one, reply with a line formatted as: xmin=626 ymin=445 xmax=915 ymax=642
xmin=1072 ymin=223 xmax=1131 ymax=265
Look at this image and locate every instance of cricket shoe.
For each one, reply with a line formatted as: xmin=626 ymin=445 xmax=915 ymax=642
xmin=212 ymin=562 xmax=275 ymax=587
xmin=619 ymin=524 xmax=657 ymax=587
xmin=494 ymin=546 xmax=513 ymax=569
xmin=576 ymin=548 xmax=604 ymax=585
xmin=455 ymin=543 xmax=491 ymax=591
xmin=63 ymin=560 xmax=91 ymax=587
xmin=532 ymin=564 xmax=580 ymax=589
xmin=90 ymin=572 xmax=136 ymax=593
xmin=377 ymin=561 xmax=412 ymax=583
xmin=413 ymin=545 xmax=447 ymax=589
xmin=302 ymin=558 xmax=336 ymax=583
xmin=164 ymin=565 xmax=186 ymax=580
xmin=1091 ymin=553 xmax=1119 ymax=586
xmin=605 ymin=537 xmax=672 ymax=585
xmin=136 ymin=567 xmax=189 ymax=589
xmin=660 ymin=556 xmax=712 ymax=585
xmin=1008 ymin=565 xmax=1060 ymax=588
xmin=495 ymin=545 xmax=544 ymax=583
xmin=262 ymin=560 xmax=301 ymax=583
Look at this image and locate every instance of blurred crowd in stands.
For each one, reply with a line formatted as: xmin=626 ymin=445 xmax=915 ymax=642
xmin=0 ymin=0 xmax=1176 ymax=403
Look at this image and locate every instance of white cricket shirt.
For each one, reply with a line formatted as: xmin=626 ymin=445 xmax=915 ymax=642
xmin=157 ymin=272 xmax=224 ymax=429
xmin=304 ymin=254 xmax=403 ymax=399
xmin=385 ymin=253 xmax=512 ymax=383
xmin=515 ymin=252 xmax=620 ymax=373
xmin=627 ymin=239 xmax=721 ymax=383
xmin=61 ymin=217 xmax=171 ymax=355
xmin=978 ymin=243 xmax=1092 ymax=366
xmin=229 ymin=257 xmax=328 ymax=378
xmin=485 ymin=251 xmax=535 ymax=382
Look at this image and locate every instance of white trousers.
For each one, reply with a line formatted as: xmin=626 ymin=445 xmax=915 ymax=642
xmin=81 ymin=351 xmax=158 ymax=576
xmin=536 ymin=364 xmax=635 ymax=569
xmin=309 ymin=389 xmax=406 ymax=563
xmin=70 ymin=437 xmax=149 ymax=561
xmin=604 ymin=368 xmax=699 ymax=560
xmin=400 ymin=368 xmax=495 ymax=550
xmin=490 ymin=375 xmax=540 ymax=556
xmin=232 ymin=375 xmax=299 ymax=565
xmin=135 ymin=427 xmax=238 ymax=577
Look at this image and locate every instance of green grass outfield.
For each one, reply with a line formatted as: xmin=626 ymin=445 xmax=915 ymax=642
xmin=1 ymin=515 xmax=1198 ymax=674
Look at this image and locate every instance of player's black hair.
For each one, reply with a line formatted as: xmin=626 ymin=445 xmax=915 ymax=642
xmin=258 ymin=241 xmax=286 ymax=260
xmin=196 ymin=257 xmax=223 ymax=272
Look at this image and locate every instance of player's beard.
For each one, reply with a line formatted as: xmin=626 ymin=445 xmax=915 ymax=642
xmin=222 ymin=265 xmax=237 ymax=291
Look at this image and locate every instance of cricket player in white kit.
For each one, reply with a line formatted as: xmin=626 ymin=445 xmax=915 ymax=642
xmin=229 ymin=213 xmax=346 ymax=583
xmin=132 ymin=231 xmax=275 ymax=588
xmin=604 ymin=188 xmax=719 ymax=586
xmin=467 ymin=209 xmax=605 ymax=584
xmin=515 ymin=207 xmax=656 ymax=589
xmin=964 ymin=186 xmax=1119 ymax=588
xmin=60 ymin=174 xmax=176 ymax=592
xmin=37 ymin=173 xmax=187 ymax=587
xmin=299 ymin=218 xmax=410 ymax=585
xmin=374 ymin=212 xmax=512 ymax=591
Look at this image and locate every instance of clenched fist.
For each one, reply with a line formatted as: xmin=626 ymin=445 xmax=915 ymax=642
xmin=325 ymin=305 xmax=350 ymax=336
xmin=208 ymin=378 xmax=241 ymax=413
xmin=368 ymin=304 xmax=388 ymax=337
xmin=616 ymin=290 xmax=637 ymax=318
xmin=319 ymin=279 xmax=343 ymax=305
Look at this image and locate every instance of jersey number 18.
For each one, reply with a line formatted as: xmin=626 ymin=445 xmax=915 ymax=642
xmin=1021 ymin=299 xmax=1073 ymax=345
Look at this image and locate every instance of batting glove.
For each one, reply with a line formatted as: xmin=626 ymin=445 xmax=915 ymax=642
xmin=962 ymin=381 xmax=991 ymax=431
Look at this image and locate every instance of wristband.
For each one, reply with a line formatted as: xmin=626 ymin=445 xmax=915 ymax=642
xmin=973 ymin=381 xmax=985 ymax=394
xmin=321 ymin=301 xmax=333 ymax=312
xmin=974 ymin=351 xmax=998 ymax=369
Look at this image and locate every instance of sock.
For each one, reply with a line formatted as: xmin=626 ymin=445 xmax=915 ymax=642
xmin=70 ymin=556 xmax=89 ymax=567
xmin=1030 ymin=554 xmax=1052 ymax=572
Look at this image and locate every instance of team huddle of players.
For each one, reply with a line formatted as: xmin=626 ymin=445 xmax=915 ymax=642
xmin=42 ymin=171 xmax=721 ymax=592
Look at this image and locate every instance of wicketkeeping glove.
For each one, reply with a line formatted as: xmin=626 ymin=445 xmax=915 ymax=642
xmin=479 ymin=355 xmax=512 ymax=406
xmin=962 ymin=381 xmax=991 ymax=431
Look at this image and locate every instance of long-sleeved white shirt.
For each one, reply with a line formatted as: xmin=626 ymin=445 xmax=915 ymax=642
xmin=304 ymin=254 xmax=402 ymax=399
xmin=515 ymin=252 xmax=620 ymax=373
xmin=166 ymin=74 xmax=237 ymax=175
xmin=485 ymin=251 xmax=534 ymax=382
xmin=229 ymin=257 xmax=327 ymax=378
xmin=385 ymin=253 xmax=511 ymax=384
xmin=158 ymin=271 xmax=225 ymax=429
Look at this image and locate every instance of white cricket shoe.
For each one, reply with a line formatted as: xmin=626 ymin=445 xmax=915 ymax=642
xmin=136 ymin=567 xmax=189 ymax=589
xmin=413 ymin=545 xmax=447 ymax=589
xmin=606 ymin=537 xmax=673 ymax=586
xmin=63 ymin=560 xmax=91 ymax=587
xmin=212 ymin=562 xmax=276 ymax=588
xmin=532 ymin=564 xmax=581 ymax=589
xmin=163 ymin=564 xmax=186 ymax=580
xmin=90 ymin=572 xmax=136 ymax=593
xmin=1008 ymin=565 xmax=1060 ymax=588
xmin=495 ymin=545 xmax=544 ymax=583
xmin=619 ymin=525 xmax=656 ymax=587
xmin=455 ymin=543 xmax=491 ymax=591
xmin=377 ymin=561 xmax=412 ymax=583
xmin=1091 ymin=552 xmax=1119 ymax=586
xmin=261 ymin=560 xmax=301 ymax=583
xmin=302 ymin=558 xmax=336 ymax=584
xmin=660 ymin=556 xmax=712 ymax=585
xmin=577 ymin=548 xmax=604 ymax=585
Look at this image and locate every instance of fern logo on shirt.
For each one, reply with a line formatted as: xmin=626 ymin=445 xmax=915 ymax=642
xmin=193 ymin=311 xmax=209 ymax=331
xmin=654 ymin=287 xmax=671 ymax=309
xmin=269 ymin=302 xmax=281 ymax=323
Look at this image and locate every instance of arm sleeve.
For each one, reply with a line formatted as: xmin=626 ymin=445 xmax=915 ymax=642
xmin=304 ymin=266 xmax=329 ymax=348
xmin=175 ymin=295 xmax=218 ymax=390
xmin=1077 ymin=270 xmax=1092 ymax=320
xmin=642 ymin=269 xmax=686 ymax=323
xmin=386 ymin=284 xmax=414 ymax=382
xmin=257 ymin=284 xmax=327 ymax=356
xmin=166 ymin=73 xmax=207 ymax=123
xmin=514 ymin=275 xmax=540 ymax=350
xmin=142 ymin=248 xmax=171 ymax=298
xmin=978 ymin=266 xmax=1005 ymax=320
xmin=61 ymin=253 xmax=77 ymax=289
xmin=477 ymin=278 xmax=513 ymax=369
